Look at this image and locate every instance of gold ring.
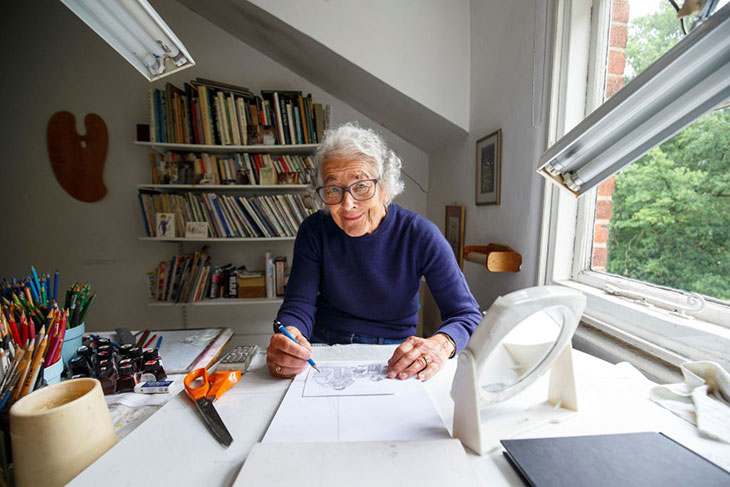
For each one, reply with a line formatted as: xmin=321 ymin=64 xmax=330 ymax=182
xmin=275 ymin=365 xmax=282 ymax=374
xmin=422 ymin=355 xmax=431 ymax=366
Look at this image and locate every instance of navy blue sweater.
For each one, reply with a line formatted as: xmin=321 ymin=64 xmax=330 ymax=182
xmin=276 ymin=204 xmax=482 ymax=352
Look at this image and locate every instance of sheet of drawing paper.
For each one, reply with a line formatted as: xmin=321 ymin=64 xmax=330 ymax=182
xmin=302 ymin=361 xmax=397 ymax=397
xmin=263 ymin=361 xmax=450 ymax=443
xmin=233 ymin=439 xmax=481 ymax=487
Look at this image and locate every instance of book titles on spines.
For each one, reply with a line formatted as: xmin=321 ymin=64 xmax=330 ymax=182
xmin=148 ymin=248 xmax=287 ymax=303
xmin=148 ymin=152 xmax=315 ymax=186
xmin=148 ymin=77 xmax=330 ymax=146
xmin=138 ymin=191 xmax=315 ymax=239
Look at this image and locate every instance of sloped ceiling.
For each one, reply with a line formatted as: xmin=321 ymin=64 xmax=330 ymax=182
xmin=175 ymin=0 xmax=468 ymax=152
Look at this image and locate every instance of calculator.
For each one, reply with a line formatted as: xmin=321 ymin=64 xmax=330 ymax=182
xmin=215 ymin=345 xmax=258 ymax=373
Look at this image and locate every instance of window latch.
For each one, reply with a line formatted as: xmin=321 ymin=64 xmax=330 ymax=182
xmin=604 ymin=283 xmax=706 ymax=319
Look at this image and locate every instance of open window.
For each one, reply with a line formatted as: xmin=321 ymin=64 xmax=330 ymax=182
xmin=539 ymin=0 xmax=730 ymax=379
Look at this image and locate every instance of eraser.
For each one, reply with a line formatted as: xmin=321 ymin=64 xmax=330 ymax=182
xmin=134 ymin=380 xmax=174 ymax=394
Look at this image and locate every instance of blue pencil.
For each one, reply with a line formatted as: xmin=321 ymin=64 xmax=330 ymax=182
xmin=155 ymin=336 xmax=163 ymax=350
xmin=277 ymin=324 xmax=319 ymax=372
xmin=30 ymin=266 xmax=43 ymax=300
xmin=53 ymin=271 xmax=59 ymax=303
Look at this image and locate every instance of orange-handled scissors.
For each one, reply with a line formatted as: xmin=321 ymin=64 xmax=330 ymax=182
xmin=184 ymin=368 xmax=241 ymax=447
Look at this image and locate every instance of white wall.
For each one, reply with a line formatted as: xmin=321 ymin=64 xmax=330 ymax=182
xmin=0 ymin=0 xmax=428 ymax=346
xmin=425 ymin=0 xmax=550 ymax=318
xmin=248 ymin=0 xmax=471 ymax=131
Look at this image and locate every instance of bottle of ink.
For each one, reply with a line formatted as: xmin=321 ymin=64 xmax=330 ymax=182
xmin=142 ymin=349 xmax=159 ymax=362
xmin=97 ymin=366 xmax=116 ymax=395
xmin=95 ymin=337 xmax=111 ymax=348
xmin=128 ymin=347 xmax=143 ymax=371
xmin=119 ymin=343 xmax=133 ymax=357
xmin=69 ymin=356 xmax=90 ymax=377
xmin=116 ymin=362 xmax=136 ymax=393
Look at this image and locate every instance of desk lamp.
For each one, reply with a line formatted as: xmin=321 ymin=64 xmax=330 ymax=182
xmin=452 ymin=286 xmax=586 ymax=454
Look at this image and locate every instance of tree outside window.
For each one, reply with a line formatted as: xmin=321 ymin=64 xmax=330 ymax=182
xmin=592 ymin=1 xmax=730 ymax=301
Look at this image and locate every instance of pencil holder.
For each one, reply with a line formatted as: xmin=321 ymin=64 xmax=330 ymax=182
xmin=43 ymin=357 xmax=64 ymax=385
xmin=9 ymin=378 xmax=117 ymax=487
xmin=61 ymin=321 xmax=85 ymax=366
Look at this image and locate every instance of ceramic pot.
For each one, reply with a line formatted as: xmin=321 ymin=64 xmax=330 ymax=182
xmin=10 ymin=378 xmax=117 ymax=486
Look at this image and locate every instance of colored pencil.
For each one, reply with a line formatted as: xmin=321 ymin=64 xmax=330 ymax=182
xmin=143 ymin=334 xmax=157 ymax=349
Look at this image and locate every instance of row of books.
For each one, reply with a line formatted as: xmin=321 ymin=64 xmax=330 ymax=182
xmin=146 ymin=248 xmax=288 ymax=303
xmin=148 ymin=152 xmax=315 ymax=186
xmin=148 ymin=77 xmax=330 ymax=146
xmin=138 ymin=191 xmax=315 ymax=239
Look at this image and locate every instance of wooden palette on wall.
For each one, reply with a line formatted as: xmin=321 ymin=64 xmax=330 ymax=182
xmin=47 ymin=111 xmax=108 ymax=202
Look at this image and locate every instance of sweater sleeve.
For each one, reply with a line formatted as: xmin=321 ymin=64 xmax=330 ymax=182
xmin=419 ymin=220 xmax=482 ymax=353
xmin=275 ymin=215 xmax=321 ymax=339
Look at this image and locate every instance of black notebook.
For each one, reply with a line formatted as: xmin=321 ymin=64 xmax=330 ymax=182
xmin=501 ymin=432 xmax=730 ymax=487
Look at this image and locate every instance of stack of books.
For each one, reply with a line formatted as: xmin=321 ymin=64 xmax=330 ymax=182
xmin=148 ymin=78 xmax=330 ymax=146
xmin=138 ymin=191 xmax=314 ymax=239
xmin=148 ymin=152 xmax=314 ymax=185
xmin=147 ymin=248 xmax=289 ymax=303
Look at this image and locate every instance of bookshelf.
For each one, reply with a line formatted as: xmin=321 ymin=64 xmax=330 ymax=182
xmin=149 ymin=297 xmax=284 ymax=307
xmin=137 ymin=184 xmax=309 ymax=192
xmin=139 ymin=77 xmax=328 ymax=314
xmin=139 ymin=237 xmax=295 ymax=242
xmin=138 ymin=142 xmax=318 ymax=309
xmin=135 ymin=141 xmax=318 ymax=155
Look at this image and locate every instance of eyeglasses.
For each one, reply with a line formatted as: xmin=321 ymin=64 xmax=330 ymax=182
xmin=315 ymin=179 xmax=379 ymax=205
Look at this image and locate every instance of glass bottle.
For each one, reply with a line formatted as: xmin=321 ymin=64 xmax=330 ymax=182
xmin=116 ymin=363 xmax=136 ymax=393
xmin=97 ymin=366 xmax=116 ymax=395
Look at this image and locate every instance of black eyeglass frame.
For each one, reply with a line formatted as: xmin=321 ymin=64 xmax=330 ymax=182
xmin=315 ymin=178 xmax=380 ymax=205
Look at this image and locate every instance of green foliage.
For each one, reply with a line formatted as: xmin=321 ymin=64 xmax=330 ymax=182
xmin=624 ymin=2 xmax=683 ymax=82
xmin=604 ymin=3 xmax=730 ymax=301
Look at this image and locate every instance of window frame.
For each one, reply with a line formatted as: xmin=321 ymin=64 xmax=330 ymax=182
xmin=539 ymin=0 xmax=730 ymax=371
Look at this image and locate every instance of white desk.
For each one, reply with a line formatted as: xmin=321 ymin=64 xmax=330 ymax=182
xmin=70 ymin=345 xmax=730 ymax=486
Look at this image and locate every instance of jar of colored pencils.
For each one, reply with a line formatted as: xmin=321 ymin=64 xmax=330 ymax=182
xmin=61 ymin=322 xmax=86 ymax=366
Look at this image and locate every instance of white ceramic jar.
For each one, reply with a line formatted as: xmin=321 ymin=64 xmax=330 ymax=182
xmin=10 ymin=378 xmax=117 ymax=486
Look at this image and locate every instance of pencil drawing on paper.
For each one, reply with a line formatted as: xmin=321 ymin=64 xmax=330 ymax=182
xmin=312 ymin=363 xmax=388 ymax=391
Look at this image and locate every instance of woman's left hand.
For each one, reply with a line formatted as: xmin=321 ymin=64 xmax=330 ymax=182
xmin=387 ymin=334 xmax=455 ymax=381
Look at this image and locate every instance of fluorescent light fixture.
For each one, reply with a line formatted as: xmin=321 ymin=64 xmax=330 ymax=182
xmin=60 ymin=0 xmax=195 ymax=81
xmin=537 ymin=3 xmax=730 ymax=197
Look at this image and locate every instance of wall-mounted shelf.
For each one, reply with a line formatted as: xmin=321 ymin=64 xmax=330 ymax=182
xmin=137 ymin=184 xmax=310 ymax=192
xmin=149 ymin=297 xmax=283 ymax=306
xmin=140 ymin=237 xmax=295 ymax=242
xmin=134 ymin=141 xmax=318 ymax=155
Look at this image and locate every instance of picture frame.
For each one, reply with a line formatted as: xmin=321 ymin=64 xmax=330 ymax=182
xmin=475 ymin=129 xmax=502 ymax=205
xmin=445 ymin=205 xmax=466 ymax=269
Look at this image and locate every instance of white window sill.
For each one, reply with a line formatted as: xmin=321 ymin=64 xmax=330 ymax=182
xmin=555 ymin=279 xmax=730 ymax=372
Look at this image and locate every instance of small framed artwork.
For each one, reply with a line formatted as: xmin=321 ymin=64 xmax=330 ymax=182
xmin=445 ymin=205 xmax=466 ymax=269
xmin=155 ymin=213 xmax=176 ymax=238
xmin=475 ymin=129 xmax=502 ymax=205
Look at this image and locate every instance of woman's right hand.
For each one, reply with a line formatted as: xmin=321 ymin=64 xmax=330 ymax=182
xmin=266 ymin=326 xmax=313 ymax=378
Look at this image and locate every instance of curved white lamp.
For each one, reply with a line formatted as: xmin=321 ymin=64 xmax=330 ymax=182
xmin=451 ymin=286 xmax=586 ymax=454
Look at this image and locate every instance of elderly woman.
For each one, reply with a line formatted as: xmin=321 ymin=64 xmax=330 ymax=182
xmin=267 ymin=122 xmax=481 ymax=381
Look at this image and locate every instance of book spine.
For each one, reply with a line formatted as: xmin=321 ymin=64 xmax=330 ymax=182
xmin=265 ymin=252 xmax=274 ymax=298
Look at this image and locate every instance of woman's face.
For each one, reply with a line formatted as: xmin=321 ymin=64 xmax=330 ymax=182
xmin=320 ymin=155 xmax=388 ymax=237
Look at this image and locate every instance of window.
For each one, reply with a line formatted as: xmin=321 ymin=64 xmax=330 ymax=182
xmin=540 ymin=0 xmax=730 ymax=374
xmin=591 ymin=1 xmax=730 ymax=302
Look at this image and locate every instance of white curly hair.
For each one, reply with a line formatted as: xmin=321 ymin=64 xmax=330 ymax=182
xmin=312 ymin=122 xmax=405 ymax=209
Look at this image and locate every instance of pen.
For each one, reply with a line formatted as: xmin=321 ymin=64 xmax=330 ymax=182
xmin=277 ymin=324 xmax=319 ymax=372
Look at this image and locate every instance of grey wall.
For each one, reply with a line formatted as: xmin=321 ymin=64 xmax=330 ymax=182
xmin=0 ymin=0 xmax=428 ymax=346
xmin=425 ymin=0 xmax=550 ymax=325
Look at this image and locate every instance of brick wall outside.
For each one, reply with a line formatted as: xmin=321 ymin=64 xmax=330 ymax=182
xmin=592 ymin=0 xmax=629 ymax=271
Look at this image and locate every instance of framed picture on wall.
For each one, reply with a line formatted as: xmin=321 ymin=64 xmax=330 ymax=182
xmin=475 ymin=129 xmax=502 ymax=205
xmin=445 ymin=205 xmax=466 ymax=269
